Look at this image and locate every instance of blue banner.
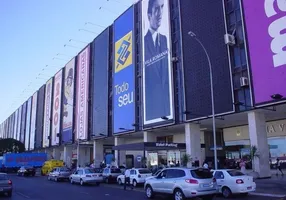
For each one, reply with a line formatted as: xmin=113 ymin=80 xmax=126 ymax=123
xmin=113 ymin=6 xmax=135 ymax=134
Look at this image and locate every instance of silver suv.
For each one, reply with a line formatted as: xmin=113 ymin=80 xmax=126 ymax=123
xmin=144 ymin=167 xmax=217 ymax=200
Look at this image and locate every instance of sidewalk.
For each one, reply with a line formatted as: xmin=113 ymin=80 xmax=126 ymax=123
xmin=245 ymin=169 xmax=285 ymax=177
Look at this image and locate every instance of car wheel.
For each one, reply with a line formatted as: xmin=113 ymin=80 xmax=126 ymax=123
xmin=174 ymin=189 xmax=185 ymax=200
xmin=105 ymin=178 xmax=109 ymax=184
xmin=118 ymin=179 xmax=122 ymax=185
xmin=133 ymin=180 xmax=137 ymax=187
xmin=96 ymin=182 xmax=100 ymax=186
xmin=80 ymin=179 xmax=84 ymax=186
xmin=7 ymin=191 xmax=12 ymax=197
xmin=47 ymin=176 xmax=51 ymax=181
xmin=70 ymin=178 xmax=74 ymax=184
xmin=222 ymin=187 xmax=232 ymax=198
xmin=145 ymin=185 xmax=154 ymax=199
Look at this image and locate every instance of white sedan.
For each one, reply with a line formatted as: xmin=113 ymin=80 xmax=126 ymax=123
xmin=212 ymin=169 xmax=256 ymax=198
xmin=117 ymin=168 xmax=152 ymax=187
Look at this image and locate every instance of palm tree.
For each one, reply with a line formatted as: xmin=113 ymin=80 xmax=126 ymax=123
xmin=181 ymin=153 xmax=192 ymax=167
xmin=250 ymin=145 xmax=259 ymax=171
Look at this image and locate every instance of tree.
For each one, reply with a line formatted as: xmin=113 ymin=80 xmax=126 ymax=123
xmin=0 ymin=138 xmax=25 ymax=156
xmin=250 ymin=145 xmax=259 ymax=171
xmin=181 ymin=153 xmax=192 ymax=167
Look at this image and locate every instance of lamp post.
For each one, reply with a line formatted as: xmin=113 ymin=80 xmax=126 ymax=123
xmin=188 ymin=31 xmax=218 ymax=170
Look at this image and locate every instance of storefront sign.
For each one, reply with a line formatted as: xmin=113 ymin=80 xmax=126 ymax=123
xmin=155 ymin=143 xmax=178 ymax=148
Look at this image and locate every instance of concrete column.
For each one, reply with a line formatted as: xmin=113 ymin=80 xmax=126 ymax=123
xmin=93 ymin=140 xmax=104 ymax=167
xmin=114 ymin=137 xmax=126 ymax=166
xmin=52 ymin=148 xmax=61 ymax=160
xmin=76 ymin=144 xmax=80 ymax=167
xmin=63 ymin=146 xmax=72 ymax=167
xmin=185 ymin=123 xmax=202 ymax=167
xmin=143 ymin=131 xmax=155 ymax=164
xmin=248 ymin=111 xmax=271 ymax=178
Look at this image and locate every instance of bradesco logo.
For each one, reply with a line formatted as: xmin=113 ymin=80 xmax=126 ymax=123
xmin=264 ymin=0 xmax=286 ymax=68
xmin=115 ymin=82 xmax=134 ymax=107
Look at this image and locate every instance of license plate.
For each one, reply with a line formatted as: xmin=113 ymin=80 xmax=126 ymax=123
xmin=203 ymin=184 xmax=210 ymax=187
xmin=247 ymin=187 xmax=252 ymax=190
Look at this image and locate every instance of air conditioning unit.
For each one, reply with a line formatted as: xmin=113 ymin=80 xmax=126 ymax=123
xmin=240 ymin=77 xmax=249 ymax=87
xmin=172 ymin=57 xmax=179 ymax=62
xmin=224 ymin=33 xmax=236 ymax=46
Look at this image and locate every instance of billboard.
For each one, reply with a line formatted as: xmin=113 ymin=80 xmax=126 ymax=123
xmin=92 ymin=28 xmax=110 ymax=137
xmin=17 ymin=106 xmax=22 ymax=141
xmin=35 ymin=85 xmax=45 ymax=148
xmin=141 ymin=0 xmax=174 ymax=125
xmin=51 ymin=70 xmax=63 ymax=146
xmin=43 ymin=78 xmax=53 ymax=148
xmin=29 ymin=92 xmax=38 ymax=150
xmin=75 ymin=46 xmax=90 ymax=140
xmin=242 ymin=0 xmax=286 ymax=104
xmin=113 ymin=7 xmax=135 ymax=134
xmin=180 ymin=0 xmax=234 ymax=120
xmin=20 ymin=102 xmax=27 ymax=144
xmin=62 ymin=58 xmax=75 ymax=144
xmin=24 ymin=97 xmax=32 ymax=150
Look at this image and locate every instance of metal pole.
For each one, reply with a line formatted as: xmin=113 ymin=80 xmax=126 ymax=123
xmin=188 ymin=31 xmax=218 ymax=170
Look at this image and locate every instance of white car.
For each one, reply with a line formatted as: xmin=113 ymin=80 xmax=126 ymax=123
xmin=212 ymin=169 xmax=256 ymax=198
xmin=69 ymin=167 xmax=103 ymax=186
xmin=117 ymin=168 xmax=152 ymax=187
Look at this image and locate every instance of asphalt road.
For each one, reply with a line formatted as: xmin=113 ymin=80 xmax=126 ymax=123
xmin=0 ymin=174 xmax=284 ymax=200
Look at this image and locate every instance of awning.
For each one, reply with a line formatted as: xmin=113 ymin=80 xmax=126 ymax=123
xmin=112 ymin=142 xmax=186 ymax=151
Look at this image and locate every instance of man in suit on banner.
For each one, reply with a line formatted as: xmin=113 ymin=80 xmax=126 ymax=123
xmin=144 ymin=0 xmax=171 ymax=122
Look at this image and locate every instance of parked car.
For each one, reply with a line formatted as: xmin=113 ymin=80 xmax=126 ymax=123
xmin=69 ymin=167 xmax=103 ymax=186
xmin=144 ymin=167 xmax=217 ymax=200
xmin=17 ymin=166 xmax=36 ymax=176
xmin=47 ymin=167 xmax=71 ymax=182
xmin=0 ymin=173 xmax=12 ymax=197
xmin=117 ymin=168 xmax=152 ymax=187
xmin=145 ymin=169 xmax=163 ymax=181
xmin=102 ymin=167 xmax=122 ymax=184
xmin=212 ymin=169 xmax=256 ymax=198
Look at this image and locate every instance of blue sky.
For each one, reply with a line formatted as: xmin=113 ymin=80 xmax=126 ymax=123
xmin=0 ymin=0 xmax=135 ymax=123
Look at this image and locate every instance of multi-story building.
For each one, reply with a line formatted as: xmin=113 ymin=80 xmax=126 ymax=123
xmin=0 ymin=0 xmax=285 ymax=178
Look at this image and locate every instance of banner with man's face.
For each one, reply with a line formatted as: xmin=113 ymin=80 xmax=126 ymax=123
xmin=141 ymin=0 xmax=174 ymax=126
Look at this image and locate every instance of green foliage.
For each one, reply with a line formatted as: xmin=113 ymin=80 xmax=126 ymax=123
xmin=181 ymin=153 xmax=192 ymax=167
xmin=250 ymin=145 xmax=259 ymax=159
xmin=0 ymin=138 xmax=25 ymax=156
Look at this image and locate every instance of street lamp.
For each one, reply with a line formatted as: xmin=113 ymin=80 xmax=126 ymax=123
xmin=188 ymin=31 xmax=218 ymax=170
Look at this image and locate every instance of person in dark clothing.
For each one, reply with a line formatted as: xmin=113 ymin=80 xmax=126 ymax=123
xmin=276 ymin=158 xmax=284 ymax=175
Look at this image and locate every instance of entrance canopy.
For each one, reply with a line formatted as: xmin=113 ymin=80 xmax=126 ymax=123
xmin=112 ymin=142 xmax=186 ymax=151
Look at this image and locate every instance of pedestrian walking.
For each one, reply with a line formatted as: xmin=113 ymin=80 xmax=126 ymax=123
xmin=240 ymin=159 xmax=246 ymax=174
xmin=276 ymin=158 xmax=284 ymax=176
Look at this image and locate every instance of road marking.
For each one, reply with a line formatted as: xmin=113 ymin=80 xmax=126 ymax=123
xmin=16 ymin=192 xmax=31 ymax=198
xmin=250 ymin=192 xmax=286 ymax=198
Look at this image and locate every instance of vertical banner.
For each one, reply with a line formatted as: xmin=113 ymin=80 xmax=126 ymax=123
xmin=242 ymin=0 xmax=286 ymax=104
xmin=20 ymin=102 xmax=27 ymax=144
xmin=51 ymin=70 xmax=63 ymax=146
xmin=141 ymin=0 xmax=174 ymax=125
xmin=113 ymin=7 xmax=135 ymax=134
xmin=62 ymin=58 xmax=75 ymax=143
xmin=43 ymin=78 xmax=53 ymax=148
xmin=25 ymin=97 xmax=32 ymax=151
xmin=35 ymin=85 xmax=45 ymax=149
xmin=13 ymin=111 xmax=18 ymax=139
xmin=29 ymin=92 xmax=38 ymax=150
xmin=17 ymin=106 xmax=22 ymax=141
xmin=75 ymin=46 xmax=90 ymax=140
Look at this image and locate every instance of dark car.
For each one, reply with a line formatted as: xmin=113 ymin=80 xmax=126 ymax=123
xmin=0 ymin=173 xmax=12 ymax=197
xmin=17 ymin=166 xmax=36 ymax=176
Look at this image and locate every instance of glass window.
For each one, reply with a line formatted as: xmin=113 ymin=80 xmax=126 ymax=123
xmin=94 ymin=168 xmax=103 ymax=173
xmin=169 ymin=169 xmax=185 ymax=178
xmin=78 ymin=170 xmax=83 ymax=175
xmin=240 ymin=47 xmax=247 ymax=65
xmin=103 ymin=169 xmax=109 ymax=174
xmin=227 ymin=170 xmax=244 ymax=176
xmin=214 ymin=171 xmax=224 ymax=179
xmin=157 ymin=170 xmax=167 ymax=178
xmin=138 ymin=169 xmax=152 ymax=174
xmin=268 ymin=137 xmax=286 ymax=158
xmin=0 ymin=174 xmax=7 ymax=180
xmin=235 ymin=9 xmax=241 ymax=21
xmin=111 ymin=169 xmax=121 ymax=173
xmin=84 ymin=169 xmax=95 ymax=174
xmin=234 ymin=47 xmax=241 ymax=67
xmin=191 ymin=168 xmax=213 ymax=179
xmin=60 ymin=167 xmax=70 ymax=172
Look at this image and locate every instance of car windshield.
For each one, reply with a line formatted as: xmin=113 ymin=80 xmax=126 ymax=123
xmin=191 ymin=168 xmax=213 ymax=179
xmin=94 ymin=168 xmax=103 ymax=173
xmin=60 ymin=167 xmax=70 ymax=172
xmin=111 ymin=169 xmax=121 ymax=173
xmin=227 ymin=170 xmax=245 ymax=176
xmin=84 ymin=169 xmax=95 ymax=174
xmin=139 ymin=169 xmax=152 ymax=174
xmin=0 ymin=174 xmax=7 ymax=180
